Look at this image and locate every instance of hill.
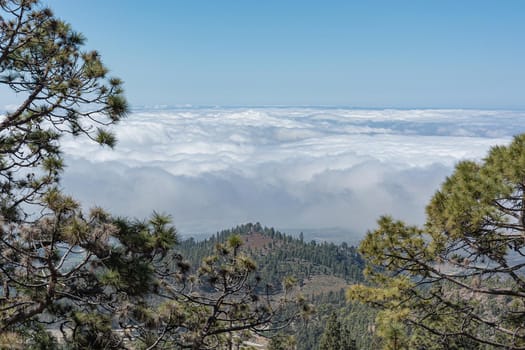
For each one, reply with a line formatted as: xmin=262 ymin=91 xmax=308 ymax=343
xmin=178 ymin=223 xmax=364 ymax=291
xmin=176 ymin=223 xmax=378 ymax=349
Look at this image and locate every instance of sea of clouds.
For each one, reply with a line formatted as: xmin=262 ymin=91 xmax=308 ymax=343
xmin=58 ymin=107 xmax=525 ymax=242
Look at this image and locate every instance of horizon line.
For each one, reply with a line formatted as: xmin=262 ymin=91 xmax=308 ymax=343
xmin=129 ymin=104 xmax=525 ymax=111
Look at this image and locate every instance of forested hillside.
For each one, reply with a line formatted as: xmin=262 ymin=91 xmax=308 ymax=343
xmin=177 ymin=223 xmax=379 ymax=349
xmin=179 ymin=223 xmax=364 ymax=286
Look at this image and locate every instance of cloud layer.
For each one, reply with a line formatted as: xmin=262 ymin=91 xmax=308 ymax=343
xmin=60 ymin=107 xmax=525 ymax=241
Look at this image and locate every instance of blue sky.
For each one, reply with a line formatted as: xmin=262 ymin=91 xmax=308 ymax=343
xmin=43 ymin=1 xmax=525 ymax=108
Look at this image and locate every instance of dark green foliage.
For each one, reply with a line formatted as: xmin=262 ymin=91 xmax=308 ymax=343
xmin=294 ymin=291 xmax=378 ymax=350
xmin=319 ymin=312 xmax=357 ymax=350
xmin=68 ymin=312 xmax=120 ymax=350
xmin=268 ymin=334 xmax=297 ymax=350
xmin=319 ymin=312 xmax=343 ymax=350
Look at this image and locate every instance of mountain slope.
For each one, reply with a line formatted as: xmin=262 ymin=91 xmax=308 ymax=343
xmin=177 ymin=223 xmax=378 ymax=349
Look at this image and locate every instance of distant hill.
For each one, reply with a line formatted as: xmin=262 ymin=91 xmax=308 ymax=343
xmin=280 ymin=227 xmax=363 ymax=246
xmin=177 ymin=222 xmax=364 ymax=289
xmin=176 ymin=223 xmax=378 ymax=349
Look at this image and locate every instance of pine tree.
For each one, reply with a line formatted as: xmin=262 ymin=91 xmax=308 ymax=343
xmin=341 ymin=325 xmax=357 ymax=350
xmin=348 ymin=134 xmax=525 ymax=349
xmin=319 ymin=312 xmax=342 ymax=350
xmin=268 ymin=334 xmax=297 ymax=350
xmin=0 ymin=0 xmax=129 ymax=345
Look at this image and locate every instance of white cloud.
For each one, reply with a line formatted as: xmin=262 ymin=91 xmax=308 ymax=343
xmin=60 ymin=107 xmax=525 ymax=240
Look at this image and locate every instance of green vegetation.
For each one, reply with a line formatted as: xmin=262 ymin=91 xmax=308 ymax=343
xmin=178 ymin=223 xmax=379 ymax=350
xmin=348 ymin=134 xmax=525 ymax=349
xmin=318 ymin=312 xmax=357 ymax=350
xmin=179 ymin=223 xmax=364 ymax=289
